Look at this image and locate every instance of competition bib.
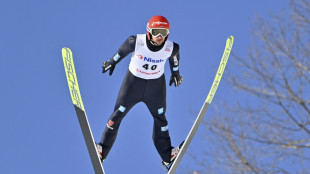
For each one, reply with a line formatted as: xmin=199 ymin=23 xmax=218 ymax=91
xmin=129 ymin=34 xmax=173 ymax=79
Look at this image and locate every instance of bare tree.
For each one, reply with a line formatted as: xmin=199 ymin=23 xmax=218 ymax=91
xmin=190 ymin=0 xmax=310 ymax=173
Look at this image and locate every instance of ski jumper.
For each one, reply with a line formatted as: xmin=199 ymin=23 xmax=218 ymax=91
xmin=100 ymin=34 xmax=180 ymax=163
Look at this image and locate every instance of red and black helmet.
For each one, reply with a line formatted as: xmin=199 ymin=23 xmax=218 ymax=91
xmin=146 ymin=15 xmax=170 ymax=40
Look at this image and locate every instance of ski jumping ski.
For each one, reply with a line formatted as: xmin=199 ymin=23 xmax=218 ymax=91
xmin=62 ymin=47 xmax=105 ymax=174
xmin=168 ymin=36 xmax=234 ymax=174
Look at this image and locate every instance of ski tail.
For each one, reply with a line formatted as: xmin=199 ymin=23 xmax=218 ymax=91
xmin=167 ymin=36 xmax=234 ymax=174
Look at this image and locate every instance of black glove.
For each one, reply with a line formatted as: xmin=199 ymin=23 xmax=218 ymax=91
xmin=102 ymin=59 xmax=116 ymax=76
xmin=169 ymin=73 xmax=183 ymax=87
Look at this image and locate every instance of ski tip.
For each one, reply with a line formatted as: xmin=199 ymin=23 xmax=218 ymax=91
xmin=228 ymin=35 xmax=234 ymax=42
xmin=62 ymin=47 xmax=71 ymax=52
xmin=226 ymin=35 xmax=234 ymax=49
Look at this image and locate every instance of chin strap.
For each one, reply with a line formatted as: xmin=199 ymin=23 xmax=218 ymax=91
xmin=150 ymin=39 xmax=159 ymax=46
xmin=149 ymin=34 xmax=162 ymax=46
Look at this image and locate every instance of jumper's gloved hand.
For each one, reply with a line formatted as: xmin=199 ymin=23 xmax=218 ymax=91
xmin=169 ymin=73 xmax=183 ymax=87
xmin=102 ymin=59 xmax=116 ymax=76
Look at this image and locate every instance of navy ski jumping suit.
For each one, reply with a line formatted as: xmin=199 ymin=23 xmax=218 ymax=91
xmin=100 ymin=34 xmax=180 ymax=163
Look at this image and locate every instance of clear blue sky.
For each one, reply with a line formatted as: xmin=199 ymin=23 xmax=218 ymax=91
xmin=0 ymin=0 xmax=288 ymax=173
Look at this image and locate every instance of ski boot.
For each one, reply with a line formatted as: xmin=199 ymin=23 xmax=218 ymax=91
xmin=162 ymin=141 xmax=184 ymax=170
xmin=96 ymin=143 xmax=105 ymax=162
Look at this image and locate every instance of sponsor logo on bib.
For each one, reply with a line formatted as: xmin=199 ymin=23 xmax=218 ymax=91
xmin=136 ymin=54 xmax=164 ymax=63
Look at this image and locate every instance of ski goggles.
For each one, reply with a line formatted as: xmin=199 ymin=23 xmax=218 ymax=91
xmin=148 ymin=28 xmax=169 ymax=37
